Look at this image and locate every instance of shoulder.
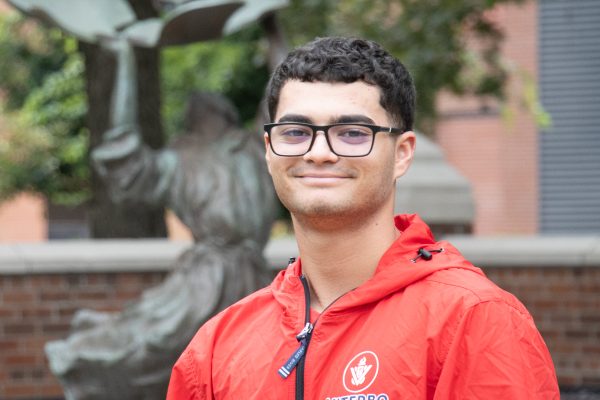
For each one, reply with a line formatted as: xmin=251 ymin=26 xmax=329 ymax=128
xmin=180 ymin=284 xmax=279 ymax=360
xmin=197 ymin=284 xmax=277 ymax=341
xmin=413 ymin=268 xmax=554 ymax=367
xmin=427 ymin=272 xmax=559 ymax=397
xmin=397 ymin=266 xmax=537 ymax=347
xmin=420 ymin=267 xmax=529 ymax=315
xmin=168 ymin=285 xmax=278 ymax=396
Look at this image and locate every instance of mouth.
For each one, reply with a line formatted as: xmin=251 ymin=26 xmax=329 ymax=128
xmin=298 ymin=173 xmax=350 ymax=179
xmin=293 ymin=171 xmax=354 ymax=186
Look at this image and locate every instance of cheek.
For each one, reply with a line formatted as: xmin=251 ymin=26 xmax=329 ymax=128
xmin=366 ymin=149 xmax=398 ymax=186
xmin=366 ymin=166 xmax=395 ymax=193
xmin=266 ymin=159 xmax=290 ymax=191
xmin=269 ymin=169 xmax=296 ymax=209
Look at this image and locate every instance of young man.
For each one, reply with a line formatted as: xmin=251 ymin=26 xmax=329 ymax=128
xmin=167 ymin=37 xmax=559 ymax=399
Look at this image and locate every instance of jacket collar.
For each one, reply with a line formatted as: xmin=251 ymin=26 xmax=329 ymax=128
xmin=270 ymin=214 xmax=482 ymax=323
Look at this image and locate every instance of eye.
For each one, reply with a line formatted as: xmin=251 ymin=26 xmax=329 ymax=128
xmin=341 ymin=129 xmax=368 ymax=137
xmin=281 ymin=128 xmax=311 ymax=137
xmin=276 ymin=125 xmax=313 ymax=143
xmin=335 ymin=125 xmax=372 ymax=144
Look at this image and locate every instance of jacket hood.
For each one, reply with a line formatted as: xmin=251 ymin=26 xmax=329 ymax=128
xmin=270 ymin=214 xmax=483 ymax=321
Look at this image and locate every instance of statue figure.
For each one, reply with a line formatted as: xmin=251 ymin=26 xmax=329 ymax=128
xmin=44 ymin=33 xmax=276 ymax=400
xmin=6 ymin=0 xmax=287 ymax=398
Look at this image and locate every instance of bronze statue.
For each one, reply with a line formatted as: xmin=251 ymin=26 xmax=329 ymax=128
xmin=45 ymin=34 xmax=276 ymax=400
xmin=7 ymin=0 xmax=287 ymax=398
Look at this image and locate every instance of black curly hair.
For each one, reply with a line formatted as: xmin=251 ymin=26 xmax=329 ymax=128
xmin=265 ymin=37 xmax=415 ymax=131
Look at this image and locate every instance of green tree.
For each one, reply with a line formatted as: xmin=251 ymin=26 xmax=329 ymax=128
xmin=161 ymin=26 xmax=270 ymax=136
xmin=0 ymin=14 xmax=88 ymax=205
xmin=279 ymin=0 xmax=525 ymax=130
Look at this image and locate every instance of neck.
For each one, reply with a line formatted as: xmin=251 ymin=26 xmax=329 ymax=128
xmin=292 ymin=208 xmax=398 ymax=313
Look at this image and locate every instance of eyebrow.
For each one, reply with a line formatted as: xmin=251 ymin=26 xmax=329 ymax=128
xmin=333 ymin=115 xmax=376 ymax=125
xmin=277 ymin=114 xmax=312 ymax=123
xmin=276 ymin=114 xmax=376 ymax=125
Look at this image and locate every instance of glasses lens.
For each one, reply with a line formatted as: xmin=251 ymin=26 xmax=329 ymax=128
xmin=329 ymin=125 xmax=374 ymax=156
xmin=270 ymin=124 xmax=313 ymax=155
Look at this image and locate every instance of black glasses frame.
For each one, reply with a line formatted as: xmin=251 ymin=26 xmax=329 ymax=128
xmin=264 ymin=122 xmax=404 ymax=157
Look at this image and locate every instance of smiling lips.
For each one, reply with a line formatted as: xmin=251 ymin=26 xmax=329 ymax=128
xmin=299 ymin=173 xmax=349 ymax=179
xmin=293 ymin=171 xmax=354 ymax=186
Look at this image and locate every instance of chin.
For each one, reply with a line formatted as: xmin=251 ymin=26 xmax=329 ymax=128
xmin=287 ymin=200 xmax=354 ymax=219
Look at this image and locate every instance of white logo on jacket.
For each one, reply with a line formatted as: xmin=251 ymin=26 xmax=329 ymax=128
xmin=351 ymin=357 xmax=372 ymax=386
xmin=343 ymin=351 xmax=379 ymax=393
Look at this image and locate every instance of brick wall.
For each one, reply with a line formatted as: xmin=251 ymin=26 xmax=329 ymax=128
xmin=0 ymin=271 xmax=167 ymax=399
xmin=485 ymin=266 xmax=600 ymax=387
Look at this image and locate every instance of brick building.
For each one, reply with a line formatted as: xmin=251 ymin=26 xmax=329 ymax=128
xmin=437 ymin=0 xmax=600 ymax=235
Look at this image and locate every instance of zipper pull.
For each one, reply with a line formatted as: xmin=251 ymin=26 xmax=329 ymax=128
xmin=295 ymin=322 xmax=312 ymax=341
xmin=278 ymin=322 xmax=313 ymax=379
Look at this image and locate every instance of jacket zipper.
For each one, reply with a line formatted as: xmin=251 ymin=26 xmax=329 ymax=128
xmin=295 ymin=275 xmax=312 ymax=400
xmin=276 ymin=275 xmax=313 ymax=398
xmin=279 ymin=274 xmax=347 ymax=400
xmin=277 ymin=276 xmax=312 ymax=370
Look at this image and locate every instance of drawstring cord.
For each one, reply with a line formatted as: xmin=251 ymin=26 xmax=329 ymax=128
xmin=411 ymin=247 xmax=444 ymax=263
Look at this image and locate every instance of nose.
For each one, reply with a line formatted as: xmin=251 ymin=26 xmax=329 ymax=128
xmin=303 ymin=131 xmax=339 ymax=163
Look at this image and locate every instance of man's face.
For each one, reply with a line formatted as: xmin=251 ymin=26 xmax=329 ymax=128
xmin=265 ymin=80 xmax=415 ymax=226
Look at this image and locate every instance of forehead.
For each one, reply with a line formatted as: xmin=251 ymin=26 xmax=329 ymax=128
xmin=275 ymin=80 xmax=389 ymax=124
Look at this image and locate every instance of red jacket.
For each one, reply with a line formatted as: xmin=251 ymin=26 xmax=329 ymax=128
xmin=167 ymin=215 xmax=559 ymax=399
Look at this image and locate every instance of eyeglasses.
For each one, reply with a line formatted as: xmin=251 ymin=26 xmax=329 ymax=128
xmin=264 ymin=122 xmax=404 ymax=157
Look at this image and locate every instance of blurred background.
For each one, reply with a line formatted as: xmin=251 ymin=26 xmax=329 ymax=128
xmin=0 ymin=0 xmax=599 ymax=398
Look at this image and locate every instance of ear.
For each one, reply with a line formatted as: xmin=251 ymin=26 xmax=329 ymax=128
xmin=264 ymin=132 xmax=273 ymax=175
xmin=393 ymin=131 xmax=416 ymax=180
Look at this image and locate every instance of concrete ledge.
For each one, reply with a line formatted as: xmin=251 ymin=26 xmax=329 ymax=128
xmin=0 ymin=240 xmax=187 ymax=274
xmin=445 ymin=235 xmax=600 ymax=267
xmin=1 ymin=235 xmax=600 ymax=275
xmin=0 ymin=238 xmax=299 ymax=274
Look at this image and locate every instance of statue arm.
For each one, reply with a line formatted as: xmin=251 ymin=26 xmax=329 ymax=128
xmin=91 ymin=38 xmax=176 ymax=207
xmin=108 ymin=38 xmax=137 ymax=130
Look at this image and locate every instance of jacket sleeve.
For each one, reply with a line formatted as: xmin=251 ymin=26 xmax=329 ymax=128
xmin=166 ymin=325 xmax=215 ymax=400
xmin=434 ymin=299 xmax=560 ymax=399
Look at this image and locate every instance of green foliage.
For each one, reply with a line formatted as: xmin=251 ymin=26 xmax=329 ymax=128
xmin=280 ymin=0 xmax=524 ymax=128
xmin=162 ymin=41 xmax=241 ymax=134
xmin=0 ymin=14 xmax=69 ymax=110
xmin=0 ymin=13 xmax=89 ymax=204
xmin=520 ymin=69 xmax=551 ymax=129
xmin=161 ymin=27 xmax=269 ymax=135
xmin=0 ymin=114 xmax=55 ymax=199
xmin=499 ymin=66 xmax=551 ymax=131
